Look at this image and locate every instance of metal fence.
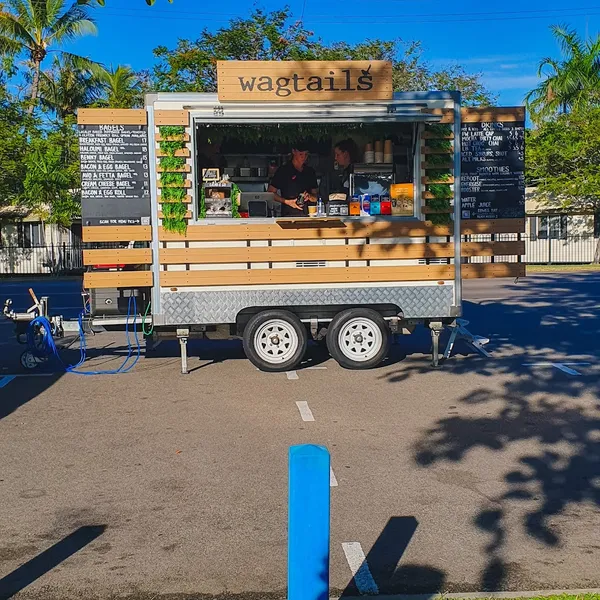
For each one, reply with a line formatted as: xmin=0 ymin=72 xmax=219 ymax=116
xmin=0 ymin=244 xmax=84 ymax=276
xmin=465 ymin=233 xmax=599 ymax=265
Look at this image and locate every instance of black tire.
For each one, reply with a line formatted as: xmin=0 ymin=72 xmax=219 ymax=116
xmin=326 ymin=308 xmax=390 ymax=370
xmin=243 ymin=310 xmax=308 ymax=372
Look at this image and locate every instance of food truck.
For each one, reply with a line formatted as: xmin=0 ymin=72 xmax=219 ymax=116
xmin=78 ymin=60 xmax=526 ymax=373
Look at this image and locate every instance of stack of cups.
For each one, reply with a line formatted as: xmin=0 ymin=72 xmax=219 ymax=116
xmin=384 ymin=139 xmax=393 ymax=163
xmin=364 ymin=142 xmax=374 ymax=164
xmin=374 ymin=140 xmax=384 ymax=164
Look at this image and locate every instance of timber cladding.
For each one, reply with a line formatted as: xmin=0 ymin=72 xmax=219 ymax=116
xmin=217 ymin=60 xmax=393 ymax=102
xmin=160 ymin=263 xmax=525 ymax=288
xmin=77 ymin=108 xmax=147 ymax=125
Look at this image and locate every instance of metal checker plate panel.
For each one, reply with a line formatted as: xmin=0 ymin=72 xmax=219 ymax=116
xmin=160 ymin=285 xmax=454 ymax=325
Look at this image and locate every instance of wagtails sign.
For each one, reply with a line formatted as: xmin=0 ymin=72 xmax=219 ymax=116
xmin=217 ymin=60 xmax=393 ymax=102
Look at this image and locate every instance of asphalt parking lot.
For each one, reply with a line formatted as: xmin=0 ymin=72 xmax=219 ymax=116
xmin=1 ymin=273 xmax=599 ymax=599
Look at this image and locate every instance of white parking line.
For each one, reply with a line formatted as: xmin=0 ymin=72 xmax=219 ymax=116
xmin=341 ymin=542 xmax=379 ymax=595
xmin=295 ymin=401 xmax=315 ymax=422
xmin=307 ymin=366 xmax=328 ymax=370
xmin=330 ymin=466 xmax=338 ymax=487
xmin=0 ymin=376 xmax=17 ymax=388
xmin=286 ymin=370 xmax=299 ymax=380
xmin=523 ymin=362 xmax=591 ymax=376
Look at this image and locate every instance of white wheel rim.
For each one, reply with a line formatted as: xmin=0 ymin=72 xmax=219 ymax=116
xmin=338 ymin=317 xmax=383 ymax=362
xmin=254 ymin=319 xmax=299 ymax=364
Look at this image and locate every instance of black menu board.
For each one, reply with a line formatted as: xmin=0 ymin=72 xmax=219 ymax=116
xmin=460 ymin=120 xmax=525 ymax=219
xmin=79 ymin=124 xmax=151 ymax=226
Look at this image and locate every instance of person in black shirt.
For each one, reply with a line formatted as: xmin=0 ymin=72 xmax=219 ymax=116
xmin=331 ymin=138 xmax=359 ymax=197
xmin=268 ymin=144 xmax=318 ymax=217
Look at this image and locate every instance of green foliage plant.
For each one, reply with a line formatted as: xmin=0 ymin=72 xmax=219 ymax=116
xmin=161 ymin=186 xmax=186 ymax=201
xmin=159 ymin=155 xmax=185 ymax=171
xmin=159 ymin=140 xmax=185 ymax=156
xmin=160 ymin=172 xmax=186 ymax=186
xmin=159 ymin=125 xmax=185 ymax=139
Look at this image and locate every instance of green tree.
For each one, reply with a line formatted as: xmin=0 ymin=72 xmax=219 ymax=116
xmin=153 ymin=8 xmax=494 ymax=105
xmin=526 ymin=106 xmax=600 ymax=210
xmin=95 ymin=64 xmax=144 ymax=108
xmin=0 ymin=0 xmax=98 ymax=113
xmin=0 ymin=64 xmax=33 ymax=207
xmin=22 ymin=118 xmax=81 ymax=225
xmin=93 ymin=0 xmax=172 ymax=4
xmin=39 ymin=55 xmax=101 ymax=119
xmin=525 ymin=24 xmax=600 ymax=122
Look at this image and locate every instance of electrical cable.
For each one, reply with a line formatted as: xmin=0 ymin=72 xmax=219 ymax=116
xmin=25 ymin=295 xmax=141 ymax=376
xmin=142 ymin=300 xmax=154 ymax=336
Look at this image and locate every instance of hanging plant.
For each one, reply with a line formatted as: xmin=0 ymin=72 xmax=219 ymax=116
xmin=159 ymin=125 xmax=185 ymax=139
xmin=425 ymin=153 xmax=452 ymax=166
xmin=427 ymin=183 xmax=453 ymax=198
xmin=161 ymin=186 xmax=187 ymax=201
xmin=231 ymin=182 xmax=240 ymax=219
xmin=161 ymin=172 xmax=186 ymax=187
xmin=425 ymin=139 xmax=452 ymax=152
xmin=427 ymin=169 xmax=452 ymax=181
xmin=425 ymin=123 xmax=452 ymax=137
xmin=159 ymin=140 xmax=185 ymax=156
xmin=159 ymin=156 xmax=186 ymax=171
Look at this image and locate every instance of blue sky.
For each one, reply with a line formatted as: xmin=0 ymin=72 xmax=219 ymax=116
xmin=62 ymin=0 xmax=599 ymax=106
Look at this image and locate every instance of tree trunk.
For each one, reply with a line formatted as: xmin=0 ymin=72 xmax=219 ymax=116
xmin=27 ymin=59 xmax=42 ymax=115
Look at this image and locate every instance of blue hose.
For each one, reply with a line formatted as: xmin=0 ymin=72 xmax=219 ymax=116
xmin=26 ymin=294 xmax=141 ymax=375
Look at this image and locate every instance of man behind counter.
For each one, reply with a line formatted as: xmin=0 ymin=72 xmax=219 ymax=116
xmin=268 ymin=143 xmax=318 ymax=217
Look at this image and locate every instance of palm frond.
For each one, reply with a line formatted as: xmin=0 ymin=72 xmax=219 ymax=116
xmin=0 ymin=11 xmax=36 ymax=47
xmin=0 ymin=33 xmax=23 ymax=54
xmin=47 ymin=2 xmax=96 ymax=43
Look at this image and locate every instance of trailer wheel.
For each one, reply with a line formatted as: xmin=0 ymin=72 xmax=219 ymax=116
xmin=327 ymin=308 xmax=390 ymax=370
xmin=243 ymin=310 xmax=308 ymax=372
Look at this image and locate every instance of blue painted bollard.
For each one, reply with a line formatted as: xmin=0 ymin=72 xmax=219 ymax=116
xmin=288 ymin=444 xmax=330 ymax=600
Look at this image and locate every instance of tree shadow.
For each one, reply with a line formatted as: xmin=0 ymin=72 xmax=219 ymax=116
xmin=392 ymin=273 xmax=600 ymax=591
xmin=0 ymin=525 xmax=106 ymax=599
xmin=340 ymin=516 xmax=445 ymax=596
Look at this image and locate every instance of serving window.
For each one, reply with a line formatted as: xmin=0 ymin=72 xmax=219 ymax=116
xmin=193 ymin=122 xmax=418 ymax=221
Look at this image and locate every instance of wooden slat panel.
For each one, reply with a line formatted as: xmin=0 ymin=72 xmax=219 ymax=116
xmin=84 ymin=271 xmax=153 ymax=289
xmin=155 ymin=110 xmax=189 ymax=125
xmin=156 ymin=134 xmax=191 ymax=142
xmin=158 ymin=211 xmax=193 ymax=219
xmin=423 ymin=147 xmax=453 ymax=154
xmin=156 ymin=148 xmax=190 ymax=157
xmin=83 ymin=249 xmax=152 ymax=265
xmin=77 ymin=109 xmax=147 ymax=125
xmin=421 ymin=108 xmax=454 ymax=123
xmin=159 ymin=194 xmax=193 ymax=203
xmin=461 ymin=218 xmax=526 ymax=234
xmin=422 ymin=132 xmax=453 ymax=139
xmin=161 ymin=265 xmax=454 ymax=287
xmin=82 ymin=226 xmax=152 ymax=242
xmin=462 ymin=241 xmax=525 ymax=256
xmin=157 ymin=165 xmax=192 ymax=173
xmin=422 ymin=176 xmax=455 ymax=184
xmin=462 ymin=107 xmax=525 ymax=123
xmin=159 ymin=240 xmax=525 ymax=265
xmin=423 ymin=191 xmax=453 ymax=199
xmin=158 ymin=179 xmax=192 ymax=188
xmin=423 ymin=161 xmax=454 ymax=168
xmin=462 ymin=263 xmax=526 ymax=279
xmin=159 ymin=220 xmax=454 ymax=241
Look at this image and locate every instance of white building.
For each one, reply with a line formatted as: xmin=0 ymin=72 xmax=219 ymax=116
xmin=0 ymin=206 xmax=82 ymax=276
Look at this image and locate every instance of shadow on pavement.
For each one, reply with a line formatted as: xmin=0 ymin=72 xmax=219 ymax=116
xmin=0 ymin=525 xmax=106 ymax=599
xmin=378 ymin=274 xmax=600 ymax=591
xmin=340 ymin=516 xmax=445 ymax=596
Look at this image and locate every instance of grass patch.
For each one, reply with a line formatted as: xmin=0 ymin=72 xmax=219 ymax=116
xmin=527 ymin=263 xmax=600 ymax=273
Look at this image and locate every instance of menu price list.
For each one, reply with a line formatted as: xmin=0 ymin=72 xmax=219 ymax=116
xmin=79 ymin=124 xmax=151 ymax=226
xmin=460 ymin=121 xmax=525 ymax=220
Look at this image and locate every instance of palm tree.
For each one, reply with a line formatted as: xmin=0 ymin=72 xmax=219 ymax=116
xmin=526 ymin=24 xmax=600 ymax=121
xmin=39 ymin=54 xmax=101 ymax=119
xmin=0 ymin=0 xmax=98 ymax=113
xmin=96 ymin=65 xmax=144 ymax=108
xmin=96 ymin=0 xmax=173 ymax=4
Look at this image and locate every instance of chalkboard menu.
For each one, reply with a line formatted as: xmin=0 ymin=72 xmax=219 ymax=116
xmin=79 ymin=124 xmax=151 ymax=226
xmin=460 ymin=120 xmax=525 ymax=220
